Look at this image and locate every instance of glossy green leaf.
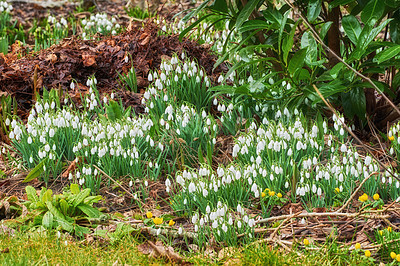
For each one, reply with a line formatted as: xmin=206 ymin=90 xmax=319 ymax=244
xmin=77 ymin=204 xmax=102 ymax=218
xmin=236 ymin=0 xmax=260 ymax=29
xmin=238 ymin=20 xmax=269 ymax=33
xmin=288 ymin=48 xmax=307 ymax=75
xmin=70 ymin=183 xmax=80 ymax=195
xmin=376 ymin=45 xmax=400 ymax=63
xmin=342 ymin=15 xmax=361 ymax=44
xmin=307 ymin=0 xmax=321 ymax=23
xmin=341 ymin=87 xmax=366 ymax=119
xmin=73 ymin=188 xmax=91 ymax=207
xmin=361 ymin=0 xmax=384 ymax=24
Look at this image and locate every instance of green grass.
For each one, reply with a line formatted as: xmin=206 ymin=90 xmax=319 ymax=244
xmin=0 ymin=230 xmax=165 ymax=265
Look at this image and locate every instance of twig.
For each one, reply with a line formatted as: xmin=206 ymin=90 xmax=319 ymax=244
xmin=285 ymin=0 xmax=400 ymax=118
xmin=93 ymin=165 xmax=145 ymax=206
xmin=337 ymin=172 xmax=379 ymax=212
xmin=257 ymin=211 xmax=390 ymax=224
xmin=270 ymin=211 xmax=302 ymax=239
xmin=313 ymin=84 xmax=400 ymax=182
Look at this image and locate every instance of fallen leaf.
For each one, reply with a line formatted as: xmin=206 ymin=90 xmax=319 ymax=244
xmin=82 ymin=52 xmax=96 ymax=67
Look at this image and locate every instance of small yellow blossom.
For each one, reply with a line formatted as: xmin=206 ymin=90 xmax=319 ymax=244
xmin=355 ymin=243 xmax=361 ymax=250
xmin=269 ymin=191 xmax=275 ymax=197
xmin=365 ymin=250 xmax=371 ymax=257
xmin=303 ymin=239 xmax=309 ymax=246
xmin=168 ymin=219 xmax=175 ymax=226
xmin=388 ymin=226 xmax=393 ymax=232
xmin=277 ymin=193 xmax=282 ymax=198
xmin=390 ymin=252 xmax=397 ymax=259
xmin=396 ymin=254 xmax=400 ymax=262
xmin=264 ymin=188 xmax=270 ymax=192
xmin=379 ymin=230 xmax=383 ymax=236
xmin=359 ymin=193 xmax=368 ymax=202
xmin=373 ymin=193 xmax=380 ymax=201
xmin=153 ymin=217 xmax=163 ymax=225
xmin=335 ymin=187 xmax=340 ymax=193
xmin=146 ymin=211 xmax=153 ymax=219
xmin=261 ymin=192 xmax=266 ymax=198
xmin=389 ymin=135 xmax=395 ymax=141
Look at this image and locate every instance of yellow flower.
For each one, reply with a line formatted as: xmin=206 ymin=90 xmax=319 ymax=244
xmin=269 ymin=191 xmax=275 ymax=197
xmin=390 ymin=252 xmax=397 ymax=259
xmin=373 ymin=193 xmax=379 ymax=201
xmin=168 ymin=219 xmax=175 ymax=226
xmin=261 ymin=192 xmax=266 ymax=198
xmin=277 ymin=193 xmax=282 ymax=198
xmin=355 ymin=243 xmax=361 ymax=250
xmin=359 ymin=193 xmax=368 ymax=202
xmin=365 ymin=250 xmax=371 ymax=257
xmin=303 ymin=239 xmax=309 ymax=246
xmin=396 ymin=254 xmax=400 ymax=262
xmin=264 ymin=188 xmax=270 ymax=192
xmin=335 ymin=187 xmax=340 ymax=193
xmin=388 ymin=226 xmax=393 ymax=232
xmin=146 ymin=211 xmax=153 ymax=219
xmin=379 ymin=230 xmax=383 ymax=236
xmin=153 ymin=217 xmax=163 ymax=225
xmin=389 ymin=135 xmax=395 ymax=141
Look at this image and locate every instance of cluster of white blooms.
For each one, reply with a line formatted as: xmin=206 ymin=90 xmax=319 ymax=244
xmin=47 ymin=15 xmax=68 ymax=29
xmin=191 ymin=202 xmax=255 ymax=247
xmin=0 ymin=1 xmax=12 ymax=13
xmin=228 ymin=108 xmax=400 ymax=205
xmin=81 ymin=13 xmax=120 ymax=38
xmin=143 ymin=54 xmax=211 ymax=112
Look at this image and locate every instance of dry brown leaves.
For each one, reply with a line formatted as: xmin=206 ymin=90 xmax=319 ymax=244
xmin=137 ymin=240 xmax=190 ymax=264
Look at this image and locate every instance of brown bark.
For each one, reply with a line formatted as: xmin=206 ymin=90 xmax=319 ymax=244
xmin=327 ymin=6 xmax=341 ymax=67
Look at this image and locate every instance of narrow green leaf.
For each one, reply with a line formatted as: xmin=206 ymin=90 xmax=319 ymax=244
xmin=288 ymin=48 xmax=307 ymax=75
xmin=73 ymin=188 xmax=91 ymax=207
xmin=236 ymin=0 xmax=260 ymax=29
xmin=179 ymin=14 xmax=213 ymax=42
xmin=77 ymin=204 xmax=103 ymax=218
xmin=238 ymin=20 xmax=269 ymax=33
xmin=376 ymin=45 xmax=400 ymax=63
xmin=23 ymin=160 xmax=45 ymax=183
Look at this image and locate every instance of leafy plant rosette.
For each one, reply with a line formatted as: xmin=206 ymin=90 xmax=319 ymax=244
xmin=19 ymin=184 xmax=107 ymax=236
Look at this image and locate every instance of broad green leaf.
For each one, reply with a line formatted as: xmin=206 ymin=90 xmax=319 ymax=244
xmin=73 ymin=188 xmax=91 ymax=207
xmin=390 ymin=12 xmax=400 ymax=44
xmin=361 ymin=0 xmax=384 ymax=24
xmin=342 ymin=15 xmax=361 ymax=45
xmin=25 ymin=186 xmax=39 ymax=202
xmin=59 ymin=199 xmax=70 ymax=216
xmin=319 ymin=21 xmax=333 ymax=39
xmin=77 ymin=204 xmax=102 ymax=218
xmin=210 ymin=0 xmax=228 ymax=13
xmin=42 ymin=211 xmax=54 ymax=229
xmin=57 ymin=218 xmax=74 ymax=232
xmin=341 ymin=87 xmax=366 ymax=119
xmin=330 ymin=62 xmax=344 ymax=79
xmin=74 ymin=225 xmax=90 ymax=237
xmin=46 ymin=201 xmax=66 ymax=221
xmin=23 ymin=160 xmax=45 ymax=183
xmin=106 ymin=100 xmax=123 ymax=121
xmin=288 ymin=48 xmax=307 ymax=75
xmin=236 ymin=0 xmax=260 ymax=29
xmin=238 ymin=20 xmax=269 ymax=33
xmin=301 ymin=31 xmax=318 ymax=64
xmin=307 ymin=0 xmax=321 ymax=23
xmin=70 ymin=183 xmax=80 ymax=195
xmin=41 ymin=189 xmax=53 ymax=203
xmin=376 ymin=45 xmax=400 ymax=63
xmin=83 ymin=195 xmax=102 ymax=205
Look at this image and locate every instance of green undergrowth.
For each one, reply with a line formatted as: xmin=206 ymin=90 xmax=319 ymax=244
xmin=0 ymin=230 xmax=376 ymax=266
xmin=0 ymin=231 xmax=161 ymax=266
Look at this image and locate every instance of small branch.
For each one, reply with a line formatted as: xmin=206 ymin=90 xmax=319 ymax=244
xmin=337 ymin=172 xmax=379 ymax=212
